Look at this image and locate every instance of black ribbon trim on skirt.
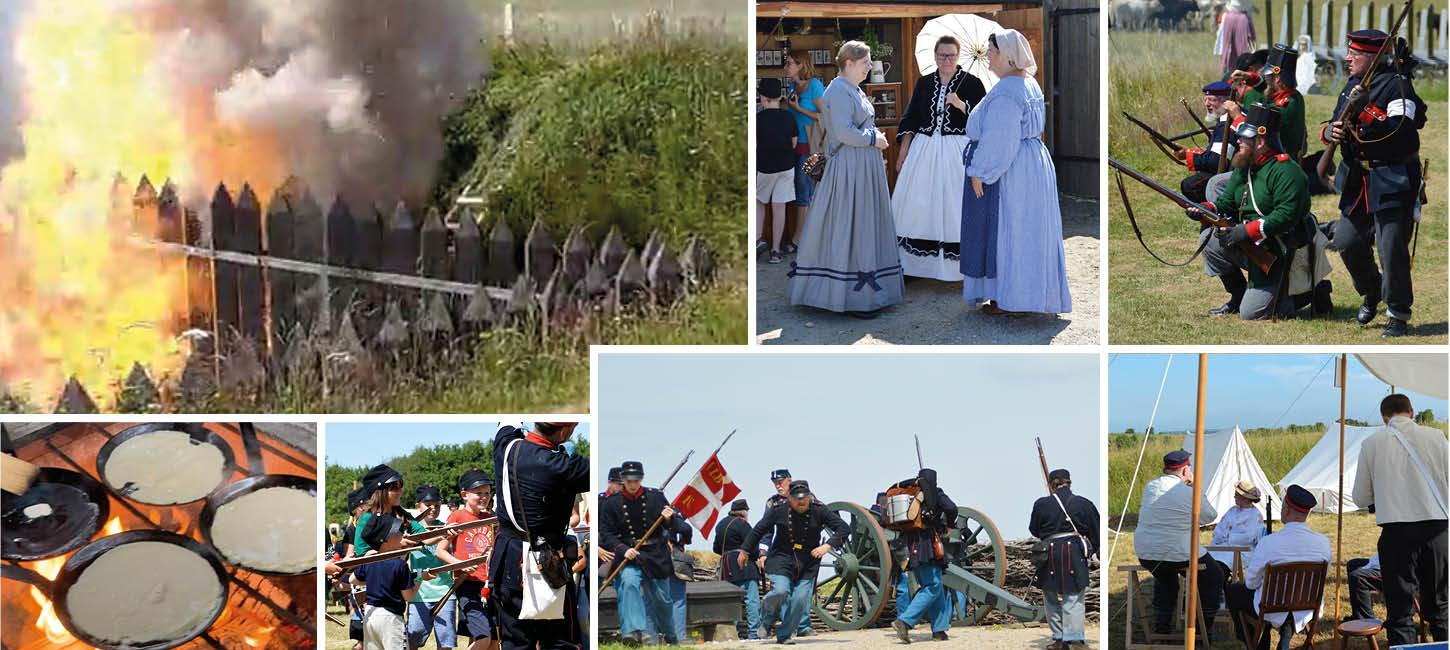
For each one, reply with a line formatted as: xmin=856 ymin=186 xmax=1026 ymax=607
xmin=897 ymin=236 xmax=961 ymax=261
xmin=787 ymin=262 xmax=904 ymax=291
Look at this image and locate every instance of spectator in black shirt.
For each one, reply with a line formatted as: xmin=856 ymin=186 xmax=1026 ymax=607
xmin=757 ymin=77 xmax=798 ymax=265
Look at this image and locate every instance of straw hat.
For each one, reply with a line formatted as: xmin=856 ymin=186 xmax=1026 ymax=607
xmin=1234 ymin=480 xmax=1262 ymax=502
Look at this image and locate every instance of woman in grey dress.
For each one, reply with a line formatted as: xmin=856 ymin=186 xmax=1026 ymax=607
xmin=786 ymin=41 xmax=903 ymax=317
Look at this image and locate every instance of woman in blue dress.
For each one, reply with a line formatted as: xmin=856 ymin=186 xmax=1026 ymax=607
xmin=959 ymin=30 xmax=1072 ymax=316
xmin=783 ymin=50 xmax=826 ymax=254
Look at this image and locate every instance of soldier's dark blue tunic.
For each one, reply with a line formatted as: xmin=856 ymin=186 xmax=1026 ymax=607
xmin=1028 ymin=488 xmax=1100 ymax=593
xmin=489 ymin=426 xmax=591 ymax=650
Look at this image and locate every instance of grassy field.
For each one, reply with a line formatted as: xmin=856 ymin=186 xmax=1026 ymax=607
xmin=1105 ymin=422 xmax=1447 ymax=648
xmin=1107 ymin=17 xmax=1448 ymax=344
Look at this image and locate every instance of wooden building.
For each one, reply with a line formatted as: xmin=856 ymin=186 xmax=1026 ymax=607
xmin=757 ymin=0 xmax=1100 ymax=197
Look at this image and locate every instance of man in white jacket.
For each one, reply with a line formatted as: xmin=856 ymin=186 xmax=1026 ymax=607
xmin=1224 ymin=484 xmax=1331 ymax=650
xmin=1135 ymin=450 xmax=1224 ymax=634
xmin=1352 ymin=394 xmax=1449 ymax=645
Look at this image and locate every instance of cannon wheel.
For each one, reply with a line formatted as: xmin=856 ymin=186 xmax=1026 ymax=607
xmin=812 ymin=501 xmax=892 ymax=631
xmin=946 ymin=506 xmax=1007 ymax=626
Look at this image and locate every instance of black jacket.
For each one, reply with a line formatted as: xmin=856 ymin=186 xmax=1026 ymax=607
xmin=739 ymin=501 xmax=850 ymax=580
xmin=1028 ymin=488 xmax=1100 ymax=593
xmin=600 ymin=488 xmax=675 ymax=579
xmin=897 ymin=67 xmax=986 ymax=141
xmin=713 ymin=515 xmax=760 ymax=583
xmin=1331 ymin=70 xmax=1426 ymax=214
xmin=491 ymin=426 xmax=590 ymax=548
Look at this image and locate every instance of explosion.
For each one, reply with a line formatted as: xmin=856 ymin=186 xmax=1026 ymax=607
xmin=0 ymin=0 xmax=485 ymax=409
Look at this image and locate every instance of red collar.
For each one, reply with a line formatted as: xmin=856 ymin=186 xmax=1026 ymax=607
xmin=1253 ymin=150 xmax=1288 ymax=167
xmin=525 ymin=432 xmax=556 ymax=448
xmin=1270 ymin=88 xmax=1297 ymax=105
xmin=622 ymin=487 xmax=645 ymax=501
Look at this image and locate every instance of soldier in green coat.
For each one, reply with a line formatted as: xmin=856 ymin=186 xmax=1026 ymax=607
xmin=1260 ymin=44 xmax=1307 ymax=161
xmin=1189 ymin=103 xmax=1327 ymax=320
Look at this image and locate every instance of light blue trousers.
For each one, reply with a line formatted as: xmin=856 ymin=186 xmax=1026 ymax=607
xmin=668 ymin=576 xmax=688 ymax=642
xmin=1042 ymin=588 xmax=1086 ymax=642
xmin=897 ymin=564 xmax=952 ymax=633
xmin=730 ymin=578 xmax=761 ymax=639
xmin=614 ymin=565 xmax=674 ymax=640
xmin=764 ymin=573 xmax=815 ymax=642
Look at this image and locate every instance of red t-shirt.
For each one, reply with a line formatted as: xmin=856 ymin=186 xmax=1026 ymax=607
xmin=448 ymin=508 xmax=495 ymax=585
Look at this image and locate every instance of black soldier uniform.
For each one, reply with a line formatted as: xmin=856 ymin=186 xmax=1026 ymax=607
xmin=1322 ymin=29 xmax=1428 ymax=337
xmin=490 ymin=423 xmax=590 ymax=650
xmin=889 ymin=469 xmax=960 ymax=642
xmin=1030 ymin=469 xmax=1100 ymax=648
xmin=740 ymin=481 xmax=851 ymax=644
xmin=715 ymin=499 xmax=762 ymax=641
xmin=600 ymin=466 xmax=622 ymax=499
xmin=1180 ymin=81 xmax=1239 ymax=203
xmin=599 ymin=460 xmax=677 ymax=644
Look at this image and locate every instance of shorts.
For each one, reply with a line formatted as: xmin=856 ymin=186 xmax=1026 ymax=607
xmin=756 ymin=168 xmax=796 ymax=204
xmin=407 ymin=599 xmax=457 ymax=649
xmin=363 ymin=606 xmax=407 ymax=650
xmin=794 ymin=153 xmax=817 ymax=206
xmin=455 ymin=580 xmax=496 ymax=640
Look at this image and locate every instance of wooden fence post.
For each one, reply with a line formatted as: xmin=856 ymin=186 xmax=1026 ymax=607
xmin=210 ymin=183 xmax=239 ymax=351
xmin=233 ymin=184 xmax=265 ymax=350
xmin=325 ymin=195 xmax=354 ymax=333
xmin=384 ymin=200 xmax=419 ymax=321
xmin=266 ymin=186 xmax=296 ymax=357
xmin=487 ymin=218 xmax=516 ymax=287
xmin=293 ymin=187 xmax=325 ymax=334
xmin=525 ymin=219 xmax=557 ymax=290
xmin=354 ymin=203 xmax=385 ymax=343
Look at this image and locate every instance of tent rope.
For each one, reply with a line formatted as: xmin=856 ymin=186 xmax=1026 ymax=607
xmin=1107 ymin=353 xmax=1174 ymax=567
xmin=1270 ymin=356 xmax=1335 ymax=428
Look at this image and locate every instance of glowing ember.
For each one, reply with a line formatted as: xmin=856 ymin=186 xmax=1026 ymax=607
xmin=243 ymin=625 xmax=276 ymax=648
xmin=103 ymin=515 xmax=123 ymax=536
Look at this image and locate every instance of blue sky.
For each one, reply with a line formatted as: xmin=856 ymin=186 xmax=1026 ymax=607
xmin=596 ymin=352 xmax=1101 ymax=545
xmin=325 ymin=422 xmax=591 ymax=468
xmin=1108 ymin=354 xmax=1448 ymax=432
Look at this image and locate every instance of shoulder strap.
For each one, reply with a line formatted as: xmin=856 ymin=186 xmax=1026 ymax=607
xmin=1050 ymin=492 xmax=1083 ymax=539
xmin=500 ymin=438 xmax=530 ymax=537
xmin=1387 ymin=427 xmax=1449 ymax=517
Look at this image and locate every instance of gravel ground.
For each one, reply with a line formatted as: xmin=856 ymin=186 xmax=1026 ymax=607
xmin=755 ymin=193 xmax=1100 ymax=345
xmin=690 ymin=622 xmax=1100 ymax=648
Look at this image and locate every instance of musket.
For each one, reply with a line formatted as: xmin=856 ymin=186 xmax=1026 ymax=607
xmin=1109 ymin=157 xmax=1277 ymax=274
xmin=1180 ymin=98 xmax=1215 ymax=141
xmin=1412 ymin=158 xmax=1427 ymax=268
xmin=1316 ymin=0 xmax=1415 ymax=187
xmin=401 ymin=516 xmax=497 ymax=544
xmin=1168 ymin=127 xmax=1211 ymax=143
xmin=1122 ymin=111 xmax=1186 ymax=166
xmin=914 ymin=435 xmax=924 ymax=470
xmin=1035 ymin=437 xmax=1054 ymax=494
xmin=660 ymin=449 xmax=694 ymax=491
xmin=1216 ymin=113 xmax=1233 ymax=175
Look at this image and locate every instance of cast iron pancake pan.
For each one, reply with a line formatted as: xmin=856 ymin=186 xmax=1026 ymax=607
xmin=1 ymin=467 xmax=109 ymax=561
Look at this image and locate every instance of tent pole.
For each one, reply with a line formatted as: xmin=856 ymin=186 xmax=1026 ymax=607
xmin=1186 ymin=353 xmax=1208 ymax=650
xmin=1335 ymin=354 xmax=1347 ymax=622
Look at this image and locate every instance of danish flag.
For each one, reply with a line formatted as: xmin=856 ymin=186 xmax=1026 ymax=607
xmin=671 ymin=453 xmax=740 ymax=539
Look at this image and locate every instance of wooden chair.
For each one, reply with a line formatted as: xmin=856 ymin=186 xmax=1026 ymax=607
xmin=1118 ymin=563 xmax=1212 ymax=649
xmin=1235 ymin=561 xmax=1329 ymax=650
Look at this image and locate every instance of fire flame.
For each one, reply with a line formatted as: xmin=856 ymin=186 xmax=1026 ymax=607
xmin=0 ymin=0 xmax=285 ymax=409
xmin=103 ymin=515 xmax=123 ymax=536
xmin=243 ymin=625 xmax=276 ymax=648
xmin=28 ymin=556 xmax=72 ymax=643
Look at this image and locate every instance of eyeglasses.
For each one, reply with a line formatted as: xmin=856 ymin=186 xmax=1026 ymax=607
xmin=935 ymin=52 xmax=958 ymax=60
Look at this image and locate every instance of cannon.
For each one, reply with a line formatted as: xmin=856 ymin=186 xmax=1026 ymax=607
xmin=811 ymin=501 xmax=1044 ymax=630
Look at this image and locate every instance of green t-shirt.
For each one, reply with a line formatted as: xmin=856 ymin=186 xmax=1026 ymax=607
xmin=353 ymin=510 xmax=427 ymax=555
xmin=408 ymin=517 xmax=455 ymax=602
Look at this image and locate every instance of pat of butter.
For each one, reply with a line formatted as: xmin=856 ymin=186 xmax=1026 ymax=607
xmin=23 ymin=503 xmax=52 ymax=518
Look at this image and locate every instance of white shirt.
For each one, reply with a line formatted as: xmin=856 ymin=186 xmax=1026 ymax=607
xmin=1365 ymin=554 xmax=1380 ymax=572
xmin=1353 ymin=416 xmax=1450 ymax=525
xmin=1244 ymin=522 xmax=1331 ymax=631
xmin=1135 ymin=474 xmax=1219 ymax=562
xmin=1208 ymin=504 xmax=1264 ymax=567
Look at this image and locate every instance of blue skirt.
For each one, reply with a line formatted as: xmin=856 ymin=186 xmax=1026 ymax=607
xmin=959 ymin=142 xmax=999 ymax=279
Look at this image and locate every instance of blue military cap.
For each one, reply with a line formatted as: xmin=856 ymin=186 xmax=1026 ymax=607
xmin=788 ymin=480 xmax=811 ymax=498
xmin=1347 ymin=29 xmax=1389 ymax=53
xmin=360 ymin=513 xmax=405 ymax=550
xmin=730 ymin=498 xmax=749 ymax=512
xmin=1284 ymin=484 xmax=1317 ymax=512
xmin=457 ymin=468 xmax=491 ymax=492
xmin=1202 ymin=81 xmax=1232 ymax=96
xmin=1048 ymin=468 xmax=1071 ymax=482
xmin=1164 ymin=450 xmax=1191 ymax=470
xmin=346 ymin=487 xmax=366 ymax=512
xmin=607 ymin=466 xmax=623 ymax=483
xmin=770 ymin=468 xmax=792 ymax=481
xmin=414 ymin=484 xmax=442 ymax=503
xmin=360 ymin=464 xmax=404 ymax=501
xmin=620 ymin=461 xmax=645 ymax=480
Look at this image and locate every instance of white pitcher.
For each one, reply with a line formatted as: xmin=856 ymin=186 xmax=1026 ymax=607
xmin=869 ymin=60 xmax=891 ymax=83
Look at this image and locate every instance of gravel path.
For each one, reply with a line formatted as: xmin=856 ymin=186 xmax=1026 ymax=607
xmin=696 ymin=622 xmax=1100 ymax=649
xmin=755 ymin=193 xmax=1100 ymax=345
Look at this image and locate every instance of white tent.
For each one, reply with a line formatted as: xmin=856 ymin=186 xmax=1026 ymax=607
xmin=1355 ymin=353 xmax=1449 ymax=399
xmin=1276 ymin=424 xmax=1381 ymax=513
xmin=1183 ymin=425 xmax=1280 ymax=523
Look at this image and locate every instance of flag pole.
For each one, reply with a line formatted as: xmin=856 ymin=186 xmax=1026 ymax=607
xmin=1335 ymin=353 xmax=1347 ymax=622
xmin=711 ymin=428 xmax=738 ymax=457
xmin=1185 ymin=353 xmax=1208 ymax=650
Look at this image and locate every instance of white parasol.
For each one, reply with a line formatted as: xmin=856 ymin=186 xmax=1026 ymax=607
xmin=914 ymin=13 xmax=1004 ymax=90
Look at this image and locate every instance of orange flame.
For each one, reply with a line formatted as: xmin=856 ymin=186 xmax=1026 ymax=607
xmin=27 ymin=556 xmax=72 ymax=643
xmin=0 ymin=0 xmax=286 ymax=409
xmin=243 ymin=625 xmax=276 ymax=648
xmin=102 ymin=515 xmax=123 ymax=536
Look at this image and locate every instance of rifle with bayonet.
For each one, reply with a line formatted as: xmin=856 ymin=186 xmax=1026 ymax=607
xmin=1110 ymin=157 xmax=1277 ymax=275
xmin=1316 ymin=0 xmax=1414 ymax=187
xmin=1180 ymin=98 xmax=1215 ymax=142
xmin=1121 ymin=111 xmax=1185 ymax=165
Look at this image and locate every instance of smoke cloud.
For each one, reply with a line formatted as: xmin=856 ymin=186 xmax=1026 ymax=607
xmin=146 ymin=0 xmax=488 ymax=206
xmin=0 ymin=1 xmax=27 ymax=166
